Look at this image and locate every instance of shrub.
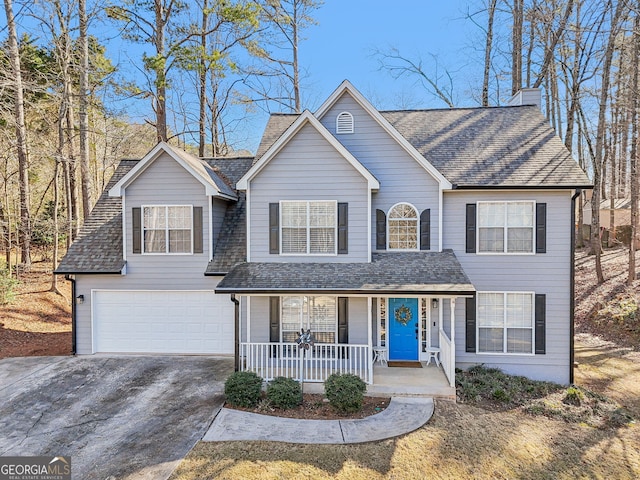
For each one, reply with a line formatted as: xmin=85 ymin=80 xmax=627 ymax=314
xmin=563 ymin=386 xmax=585 ymax=406
xmin=224 ymin=371 xmax=263 ymax=408
xmin=0 ymin=269 xmax=18 ymax=305
xmin=266 ymin=376 xmax=302 ymax=409
xmin=324 ymin=373 xmax=367 ymax=413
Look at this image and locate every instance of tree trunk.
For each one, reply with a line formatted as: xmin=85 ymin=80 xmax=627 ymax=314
xmin=198 ymin=0 xmax=208 ymax=157
xmin=292 ymin=0 xmax=301 ymax=112
xmin=511 ymin=0 xmax=523 ymax=95
xmin=629 ymin=10 xmax=639 ymax=285
xmin=155 ymin=0 xmax=168 ymax=142
xmin=3 ymin=0 xmax=31 ymax=266
xmin=483 ymin=0 xmax=497 ymax=107
xmin=50 ymin=157 xmax=61 ymax=295
xmin=79 ymin=0 xmax=92 ymax=220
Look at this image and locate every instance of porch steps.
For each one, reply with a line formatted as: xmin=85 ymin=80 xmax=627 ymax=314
xmin=302 ymin=363 xmax=457 ymax=401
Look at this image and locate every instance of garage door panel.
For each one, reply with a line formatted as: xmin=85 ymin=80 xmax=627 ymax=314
xmin=93 ymin=291 xmax=233 ymax=354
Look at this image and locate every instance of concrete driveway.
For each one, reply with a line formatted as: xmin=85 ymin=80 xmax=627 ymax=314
xmin=0 ymin=355 xmax=233 ymax=479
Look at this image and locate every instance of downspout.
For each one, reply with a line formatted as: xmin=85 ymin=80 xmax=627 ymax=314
xmin=65 ymin=274 xmax=77 ymax=355
xmin=570 ymin=189 xmax=581 ymax=384
xmin=231 ymin=294 xmax=240 ymax=372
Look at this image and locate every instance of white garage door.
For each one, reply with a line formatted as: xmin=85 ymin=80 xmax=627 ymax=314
xmin=92 ymin=290 xmax=234 ymax=354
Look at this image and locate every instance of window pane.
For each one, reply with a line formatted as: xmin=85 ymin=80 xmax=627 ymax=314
xmin=281 ymin=202 xmax=307 ymax=227
xmin=168 ymin=206 xmax=191 ymax=228
xmin=507 ymin=328 xmax=532 ymax=353
xmin=478 ymin=203 xmax=505 ymax=227
xmin=309 ymin=202 xmax=335 ymax=227
xmin=169 ymin=229 xmax=191 ymax=253
xmin=282 ymin=228 xmax=307 ymax=253
xmin=282 ymin=296 xmax=302 ymax=336
xmin=144 ymin=206 xmax=166 ymax=229
xmin=478 ymin=293 xmax=504 ymax=327
xmin=478 ymin=227 xmax=504 ymax=252
xmin=507 ymin=228 xmax=533 ymax=253
xmin=309 ymin=296 xmax=336 ymax=344
xmin=144 ymin=230 xmax=166 ymax=253
xmin=389 ymin=203 xmax=418 ymax=220
xmin=479 ymin=327 xmax=503 ymax=352
xmin=310 ymin=228 xmax=335 ymax=253
xmin=506 ymin=293 xmax=532 ymax=327
xmin=507 ymin=202 xmax=534 ymax=227
xmin=388 ymin=203 xmax=418 ymax=250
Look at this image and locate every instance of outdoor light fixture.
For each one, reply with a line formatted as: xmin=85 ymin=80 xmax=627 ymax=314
xmin=432 ymin=298 xmax=439 ymax=309
xmin=76 ymin=294 xmax=84 ymax=305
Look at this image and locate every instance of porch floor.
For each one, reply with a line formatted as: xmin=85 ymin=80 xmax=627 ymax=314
xmin=303 ymin=362 xmax=456 ymax=400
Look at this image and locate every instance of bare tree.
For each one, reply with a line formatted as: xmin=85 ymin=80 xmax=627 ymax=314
xmin=3 ymin=0 xmax=32 ymax=266
xmin=79 ymin=0 xmax=92 ymax=219
xmin=629 ymin=8 xmax=639 ymax=285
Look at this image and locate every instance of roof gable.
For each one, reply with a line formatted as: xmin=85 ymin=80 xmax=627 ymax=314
xmin=109 ymin=142 xmax=237 ymax=199
xmin=315 ymin=80 xmax=452 ymax=189
xmin=237 ymin=110 xmax=379 ymax=190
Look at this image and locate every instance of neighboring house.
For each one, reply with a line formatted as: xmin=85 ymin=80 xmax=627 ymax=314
xmin=57 ymin=81 xmax=592 ymax=391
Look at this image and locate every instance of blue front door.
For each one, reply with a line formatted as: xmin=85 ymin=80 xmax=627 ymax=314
xmin=388 ymin=298 xmax=419 ymax=361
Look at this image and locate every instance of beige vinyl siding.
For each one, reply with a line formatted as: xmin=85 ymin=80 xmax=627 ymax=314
xmin=318 ymin=92 xmax=441 ymax=251
xmin=249 ymin=123 xmax=369 ymax=262
xmin=443 ymin=190 xmax=572 ymax=384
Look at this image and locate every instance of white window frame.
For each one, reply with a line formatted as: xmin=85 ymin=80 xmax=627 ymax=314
xmin=336 ymin=111 xmax=354 ymax=134
xmin=281 ymin=296 xmax=338 ymax=344
xmin=476 ymin=201 xmax=536 ymax=255
xmin=142 ymin=204 xmax=193 ymax=255
xmin=387 ymin=202 xmax=420 ymax=251
xmin=476 ymin=291 xmax=535 ymax=355
xmin=279 ymin=200 xmax=337 ymax=256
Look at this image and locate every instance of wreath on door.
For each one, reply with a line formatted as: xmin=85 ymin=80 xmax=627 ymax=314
xmin=394 ymin=304 xmax=412 ymax=326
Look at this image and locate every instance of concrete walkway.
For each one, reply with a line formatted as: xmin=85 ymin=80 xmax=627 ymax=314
xmin=203 ymin=397 xmax=434 ymax=444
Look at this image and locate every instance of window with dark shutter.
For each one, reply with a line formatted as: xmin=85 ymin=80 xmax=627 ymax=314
xmin=536 ymin=203 xmax=547 ymax=254
xmin=535 ymin=294 xmax=546 ymax=354
xmin=465 ymin=296 xmax=476 ymax=352
xmin=269 ymin=203 xmax=279 ymax=254
xmin=466 ymin=204 xmax=476 ymax=253
xmin=132 ymin=207 xmax=141 ymax=254
xmin=193 ymin=206 xmax=203 ymax=254
xmin=338 ymin=203 xmax=348 ymax=254
xmin=376 ymin=209 xmax=386 ymax=250
xmin=420 ymin=209 xmax=431 ymax=250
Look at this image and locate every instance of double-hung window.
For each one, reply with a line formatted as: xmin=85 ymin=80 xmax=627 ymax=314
xmin=281 ymin=201 xmax=336 ymax=254
xmin=477 ymin=292 xmax=534 ymax=354
xmin=143 ymin=205 xmax=192 ymax=254
xmin=281 ymin=296 xmax=337 ymax=344
xmin=478 ymin=201 xmax=534 ymax=253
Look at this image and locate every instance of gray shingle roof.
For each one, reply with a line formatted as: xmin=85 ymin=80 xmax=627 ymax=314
xmin=254 ymin=106 xmax=591 ymax=188
xmin=55 ymin=160 xmax=137 ymax=274
xmin=215 ymin=251 xmax=475 ymax=295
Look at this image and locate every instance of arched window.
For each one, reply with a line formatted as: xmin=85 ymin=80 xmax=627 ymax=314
xmin=336 ymin=111 xmax=354 ymax=134
xmin=388 ymin=203 xmax=419 ymax=250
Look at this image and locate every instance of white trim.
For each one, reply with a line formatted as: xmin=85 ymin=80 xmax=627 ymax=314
xmin=208 ymin=196 xmax=213 ymax=261
xmin=279 ymin=200 xmax=338 ymax=256
xmin=237 ymin=111 xmax=379 ymax=191
xmin=367 ymin=296 xmax=373 ymax=382
xmin=475 ymin=291 xmax=536 ymax=356
xmin=367 ymin=190 xmax=372 ymax=262
xmin=246 ymin=296 xmax=251 ymax=343
xmin=438 ymin=188 xmax=443 ymax=252
xmin=315 ymin=80 xmax=452 ymax=189
xmin=121 ymin=193 xmax=127 ymax=262
xmin=141 ymin=204 xmax=194 ymax=255
xmin=108 ymin=142 xmax=236 ymax=199
xmin=386 ymin=202 xmax=420 ymax=252
xmin=476 ymin=200 xmax=536 ymax=255
xmin=246 ymin=182 xmax=251 ymax=262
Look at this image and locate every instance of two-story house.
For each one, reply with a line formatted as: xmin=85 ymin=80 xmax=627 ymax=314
xmin=57 ymin=81 xmax=591 ymax=395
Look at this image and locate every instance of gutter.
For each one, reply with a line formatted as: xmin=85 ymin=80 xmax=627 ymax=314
xmin=231 ymin=294 xmax=240 ymax=372
xmin=570 ymin=189 xmax=582 ymax=384
xmin=65 ymin=275 xmax=77 ymax=355
xmin=451 ymin=184 xmax=594 ymax=191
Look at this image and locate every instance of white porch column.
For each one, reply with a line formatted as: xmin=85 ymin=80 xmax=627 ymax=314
xmin=367 ymin=296 xmax=373 ymax=384
xmin=449 ymin=298 xmax=456 ymax=387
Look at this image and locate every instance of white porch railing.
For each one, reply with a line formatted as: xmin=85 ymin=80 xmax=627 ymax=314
xmin=240 ymin=342 xmax=372 ymax=384
xmin=439 ymin=329 xmax=456 ymax=387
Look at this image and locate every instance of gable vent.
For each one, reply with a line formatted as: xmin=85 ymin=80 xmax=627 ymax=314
xmin=336 ymin=111 xmax=354 ymax=134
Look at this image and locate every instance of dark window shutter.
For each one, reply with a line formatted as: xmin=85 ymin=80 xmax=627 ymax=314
xmin=420 ymin=209 xmax=431 ymax=250
xmin=376 ymin=209 xmax=386 ymax=250
xmin=269 ymin=297 xmax=280 ymax=343
xmin=465 ymin=296 xmax=476 ymax=352
xmin=466 ymin=204 xmax=476 ymax=253
xmin=132 ymin=207 xmax=142 ymax=254
xmin=535 ymin=294 xmax=546 ymax=354
xmin=338 ymin=203 xmax=348 ymax=254
xmin=536 ymin=203 xmax=547 ymax=254
xmin=338 ymin=297 xmax=349 ymax=344
xmin=269 ymin=203 xmax=279 ymax=254
xmin=193 ymin=206 xmax=203 ymax=254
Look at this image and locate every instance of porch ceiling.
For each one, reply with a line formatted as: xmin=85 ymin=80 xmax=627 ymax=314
xmin=214 ymin=250 xmax=475 ymax=295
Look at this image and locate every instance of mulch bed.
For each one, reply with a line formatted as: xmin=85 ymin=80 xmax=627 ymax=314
xmin=226 ymin=393 xmax=390 ymax=420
